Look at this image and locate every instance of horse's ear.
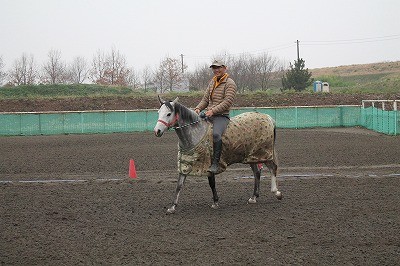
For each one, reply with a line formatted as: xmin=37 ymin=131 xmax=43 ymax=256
xmin=172 ymin=97 xmax=179 ymax=104
xmin=158 ymin=95 xmax=165 ymax=105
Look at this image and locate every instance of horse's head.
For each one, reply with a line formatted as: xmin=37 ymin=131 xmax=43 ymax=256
xmin=154 ymin=96 xmax=179 ymax=137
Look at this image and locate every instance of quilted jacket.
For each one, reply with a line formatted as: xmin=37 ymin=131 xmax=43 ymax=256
xmin=195 ymin=74 xmax=236 ymax=116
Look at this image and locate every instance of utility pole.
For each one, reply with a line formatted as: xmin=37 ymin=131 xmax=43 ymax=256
xmin=180 ymin=54 xmax=184 ymax=73
xmin=296 ymin=40 xmax=300 ymax=60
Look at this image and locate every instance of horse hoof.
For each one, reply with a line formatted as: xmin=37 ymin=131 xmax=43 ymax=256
xmin=166 ymin=206 xmax=176 ymax=214
xmin=211 ymin=203 xmax=219 ymax=209
xmin=275 ymin=191 xmax=283 ymax=200
xmin=248 ymin=197 xmax=257 ymax=204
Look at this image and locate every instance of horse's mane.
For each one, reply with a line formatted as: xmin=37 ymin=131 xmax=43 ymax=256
xmin=174 ymin=102 xmax=198 ymax=122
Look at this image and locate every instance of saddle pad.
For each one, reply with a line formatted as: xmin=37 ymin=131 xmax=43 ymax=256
xmin=178 ymin=112 xmax=276 ymax=176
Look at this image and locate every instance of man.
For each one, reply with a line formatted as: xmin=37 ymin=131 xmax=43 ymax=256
xmin=194 ymin=60 xmax=237 ymax=173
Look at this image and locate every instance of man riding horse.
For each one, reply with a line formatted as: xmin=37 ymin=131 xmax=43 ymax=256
xmin=194 ymin=60 xmax=237 ymax=174
xmin=154 ymin=60 xmax=281 ymax=213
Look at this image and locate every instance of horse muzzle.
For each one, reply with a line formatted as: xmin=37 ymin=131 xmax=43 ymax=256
xmin=154 ymin=128 xmax=163 ymax=137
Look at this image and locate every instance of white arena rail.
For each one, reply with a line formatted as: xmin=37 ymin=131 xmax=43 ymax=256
xmin=362 ymin=100 xmax=399 ymax=111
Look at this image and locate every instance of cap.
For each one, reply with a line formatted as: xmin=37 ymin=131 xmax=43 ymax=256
xmin=209 ymin=60 xmax=225 ymax=68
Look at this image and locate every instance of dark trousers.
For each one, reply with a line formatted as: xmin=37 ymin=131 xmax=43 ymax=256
xmin=210 ymin=115 xmax=230 ymax=142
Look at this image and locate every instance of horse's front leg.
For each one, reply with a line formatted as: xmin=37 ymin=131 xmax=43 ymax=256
xmin=248 ymin=163 xmax=261 ymax=204
xmin=208 ymin=173 xmax=219 ymax=209
xmin=167 ymin=173 xmax=187 ymax=214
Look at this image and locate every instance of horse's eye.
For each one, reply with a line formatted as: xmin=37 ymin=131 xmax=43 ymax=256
xmin=167 ymin=113 xmax=171 ymax=117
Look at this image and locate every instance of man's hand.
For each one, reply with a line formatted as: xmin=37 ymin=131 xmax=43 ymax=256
xmin=205 ymin=109 xmax=214 ymax=117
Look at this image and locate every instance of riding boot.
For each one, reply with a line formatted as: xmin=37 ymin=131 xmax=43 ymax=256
xmin=208 ymin=140 xmax=223 ymax=174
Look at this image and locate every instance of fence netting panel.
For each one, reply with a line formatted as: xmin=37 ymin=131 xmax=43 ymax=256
xmin=0 ymin=106 xmax=397 ymax=136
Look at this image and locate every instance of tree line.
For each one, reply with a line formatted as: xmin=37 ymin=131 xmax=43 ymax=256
xmin=0 ymin=48 xmax=312 ymax=92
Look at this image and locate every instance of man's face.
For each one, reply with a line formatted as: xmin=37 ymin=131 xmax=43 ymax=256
xmin=211 ymin=66 xmax=226 ymax=78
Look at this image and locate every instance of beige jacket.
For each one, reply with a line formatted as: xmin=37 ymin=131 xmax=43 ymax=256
xmin=195 ymin=74 xmax=236 ymax=116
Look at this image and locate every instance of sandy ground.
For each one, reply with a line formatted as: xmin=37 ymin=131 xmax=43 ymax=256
xmin=1 ymin=127 xmax=399 ymax=265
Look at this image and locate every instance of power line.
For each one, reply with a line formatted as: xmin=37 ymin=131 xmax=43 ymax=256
xmin=183 ymin=33 xmax=400 ymax=64
xmin=302 ymin=34 xmax=400 ymax=45
xmin=184 ymin=42 xmax=295 ymax=59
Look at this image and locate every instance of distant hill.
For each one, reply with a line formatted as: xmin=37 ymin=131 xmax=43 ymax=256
xmin=310 ymin=61 xmax=400 ymax=77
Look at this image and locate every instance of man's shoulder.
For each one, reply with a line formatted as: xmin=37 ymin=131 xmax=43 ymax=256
xmin=226 ymin=77 xmax=236 ymax=86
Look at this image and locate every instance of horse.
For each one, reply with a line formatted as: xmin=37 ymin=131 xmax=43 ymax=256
xmin=154 ymin=96 xmax=282 ymax=214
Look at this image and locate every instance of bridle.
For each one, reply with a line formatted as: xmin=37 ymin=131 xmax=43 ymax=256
xmin=157 ymin=113 xmax=179 ymax=128
xmin=158 ymin=102 xmax=202 ymax=130
xmin=158 ymin=113 xmax=202 ymax=130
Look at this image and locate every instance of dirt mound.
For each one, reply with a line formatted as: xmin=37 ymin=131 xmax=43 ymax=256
xmin=1 ymin=93 xmax=399 ymax=112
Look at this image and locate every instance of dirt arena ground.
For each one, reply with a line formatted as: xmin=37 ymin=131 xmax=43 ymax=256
xmin=1 ymin=127 xmax=399 ymax=265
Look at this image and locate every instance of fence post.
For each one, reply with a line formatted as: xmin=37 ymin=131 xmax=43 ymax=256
xmin=39 ymin=113 xmax=42 ymax=135
xmin=80 ymin=112 xmax=84 ymax=134
xmin=339 ymin=106 xmax=343 ymax=126
xmin=19 ymin=113 xmax=22 ymax=135
xmin=395 ymin=106 xmax=398 ymax=135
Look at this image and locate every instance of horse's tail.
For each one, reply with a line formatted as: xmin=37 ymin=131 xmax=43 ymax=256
xmin=271 ymin=117 xmax=278 ymax=170
xmin=270 ymin=116 xmax=277 ymax=147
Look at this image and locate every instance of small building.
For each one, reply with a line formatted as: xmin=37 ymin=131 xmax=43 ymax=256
xmin=313 ymin=81 xmax=322 ymax=92
xmin=322 ymin=82 xmax=330 ymax=92
xmin=313 ymin=81 xmax=330 ymax=92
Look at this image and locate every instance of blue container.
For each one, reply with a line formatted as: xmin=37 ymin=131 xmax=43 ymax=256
xmin=313 ymin=81 xmax=323 ymax=92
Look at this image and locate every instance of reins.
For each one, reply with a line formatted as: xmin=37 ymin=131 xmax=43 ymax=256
xmin=172 ymin=119 xmax=201 ymax=130
xmin=158 ymin=100 xmax=204 ymax=130
xmin=158 ymin=113 xmax=202 ymax=130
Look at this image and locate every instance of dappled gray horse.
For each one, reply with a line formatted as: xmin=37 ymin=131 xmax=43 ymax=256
xmin=154 ymin=97 xmax=282 ymax=214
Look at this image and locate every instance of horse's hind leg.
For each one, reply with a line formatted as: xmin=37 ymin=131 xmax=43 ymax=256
xmin=265 ymin=161 xmax=282 ymax=200
xmin=248 ymin=163 xmax=261 ymax=204
xmin=208 ymin=173 xmax=219 ymax=209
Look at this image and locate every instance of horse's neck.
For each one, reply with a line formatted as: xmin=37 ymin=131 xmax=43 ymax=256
xmin=175 ymin=104 xmax=208 ymax=150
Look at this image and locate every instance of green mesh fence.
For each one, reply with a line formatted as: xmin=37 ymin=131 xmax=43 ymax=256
xmin=0 ymin=110 xmax=158 ymax=136
xmin=0 ymin=105 xmax=397 ymax=136
xmin=230 ymin=106 xmax=361 ymax=129
xmin=361 ymin=107 xmax=399 ymax=135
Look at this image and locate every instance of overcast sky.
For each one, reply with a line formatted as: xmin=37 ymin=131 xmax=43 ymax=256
xmin=1 ymin=0 xmax=400 ymax=72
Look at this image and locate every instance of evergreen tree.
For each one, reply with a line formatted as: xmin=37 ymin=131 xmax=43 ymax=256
xmin=281 ymin=58 xmax=313 ymax=91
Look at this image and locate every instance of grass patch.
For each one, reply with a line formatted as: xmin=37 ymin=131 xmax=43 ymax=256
xmin=1 ymin=70 xmax=399 ymax=100
xmin=0 ymin=84 xmax=135 ymax=99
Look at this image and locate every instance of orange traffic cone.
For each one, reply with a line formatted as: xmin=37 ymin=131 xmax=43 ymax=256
xmin=129 ymin=159 xmax=137 ymax=178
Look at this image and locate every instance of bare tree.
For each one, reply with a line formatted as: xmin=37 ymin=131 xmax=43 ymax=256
xmin=245 ymin=54 xmax=259 ymax=91
xmin=153 ymin=62 xmax=166 ymax=93
xmin=141 ymin=66 xmax=153 ymax=92
xmin=0 ymin=56 xmax=7 ymax=85
xmin=204 ymin=52 xmax=284 ymax=92
xmin=90 ymin=48 xmax=130 ymax=86
xmin=187 ymin=64 xmax=212 ymax=91
xmin=106 ymin=47 xmax=127 ymax=85
xmin=256 ymin=53 xmax=280 ymax=90
xmin=90 ymin=50 xmax=107 ymax=84
xmin=42 ymin=49 xmax=67 ymax=84
xmin=156 ymin=57 xmax=186 ymax=92
xmin=228 ymin=54 xmax=249 ymax=93
xmin=68 ymin=56 xmax=89 ymax=84
xmin=8 ymin=53 xmax=38 ymax=85
xmin=126 ymin=67 xmax=141 ymax=89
